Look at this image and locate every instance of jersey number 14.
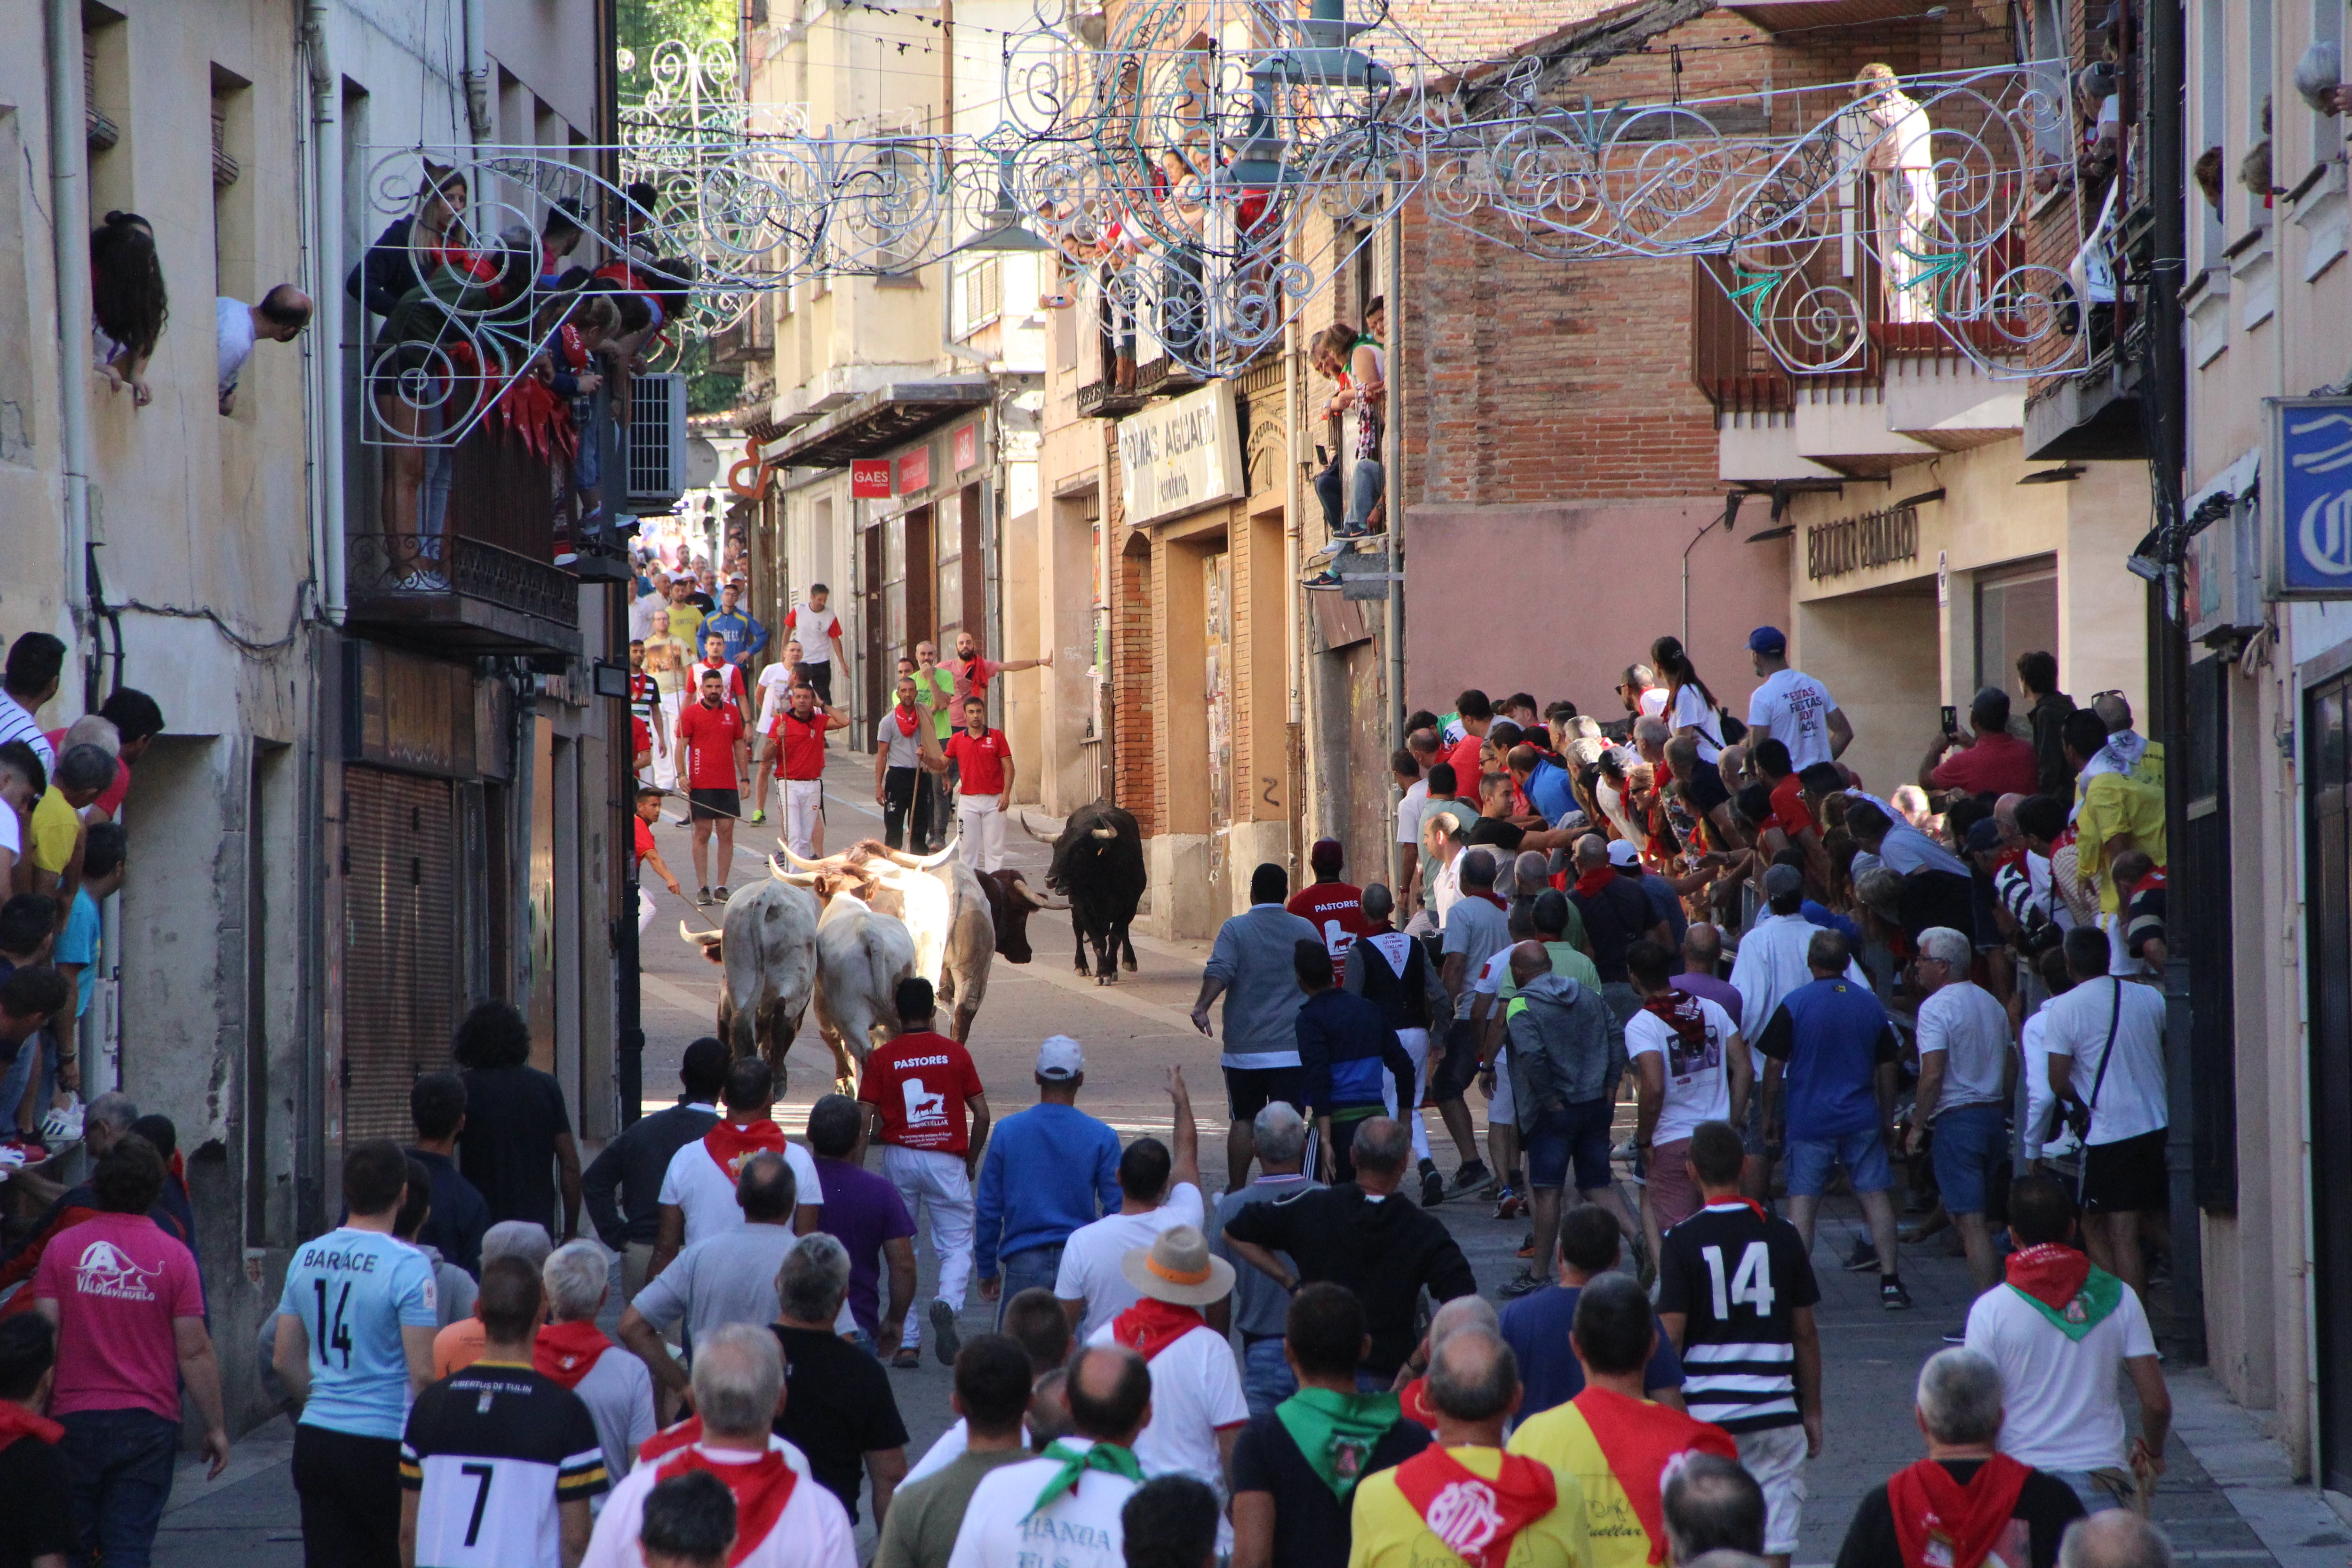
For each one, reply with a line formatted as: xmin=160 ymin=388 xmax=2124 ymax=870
xmin=1700 ymin=1242 xmax=1775 ymax=1320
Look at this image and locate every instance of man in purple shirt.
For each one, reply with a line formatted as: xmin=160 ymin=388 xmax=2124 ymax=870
xmin=806 ymin=1095 xmax=917 ymax=1349
xmin=1673 ymin=923 xmax=1743 ymax=1029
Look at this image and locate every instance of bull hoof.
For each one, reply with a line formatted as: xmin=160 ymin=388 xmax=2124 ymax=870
xmin=1122 ymin=957 xmax=1138 ymax=972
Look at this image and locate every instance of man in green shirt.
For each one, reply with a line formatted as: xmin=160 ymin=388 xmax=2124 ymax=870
xmin=913 ymin=640 xmax=958 ymax=852
xmin=872 ymin=1334 xmax=1034 ymax=1568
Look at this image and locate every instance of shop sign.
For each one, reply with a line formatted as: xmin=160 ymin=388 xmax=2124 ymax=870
xmin=851 ymin=458 xmax=891 ymax=497
xmin=1118 ymin=382 xmax=1242 ymax=528
xmin=898 ymin=444 xmax=931 ymax=496
xmin=952 ymin=422 xmax=978 ymax=473
xmin=2266 ymin=397 xmax=2352 ymax=598
xmin=1805 ymin=504 xmax=1920 ymax=581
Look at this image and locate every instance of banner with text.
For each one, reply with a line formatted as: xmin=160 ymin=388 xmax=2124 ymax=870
xmin=1119 ymin=382 xmax=1243 ymax=529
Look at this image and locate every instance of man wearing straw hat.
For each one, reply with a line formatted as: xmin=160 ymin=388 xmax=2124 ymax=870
xmin=1088 ymin=1226 xmax=1249 ymax=1553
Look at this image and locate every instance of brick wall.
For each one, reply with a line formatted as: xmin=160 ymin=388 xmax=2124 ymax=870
xmin=1110 ymin=533 xmax=1156 ymax=836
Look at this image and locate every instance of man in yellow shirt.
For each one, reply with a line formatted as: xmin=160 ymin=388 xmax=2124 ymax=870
xmin=29 ymin=745 xmax=116 ymax=900
xmin=1350 ymin=1328 xmax=1589 ymax=1568
xmin=2063 ymin=709 xmax=2164 ymax=914
xmin=1506 ymin=1274 xmax=1738 ymax=1568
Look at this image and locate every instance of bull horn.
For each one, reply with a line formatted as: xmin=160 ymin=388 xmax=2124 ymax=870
xmin=1090 ymin=826 xmax=1118 ymax=839
xmin=778 ymin=842 xmax=844 ymax=872
xmin=677 ymin=920 xmax=722 ymax=946
xmin=771 ymin=868 xmax=822 ymax=887
xmin=1015 ymin=877 xmax=1070 ymax=911
xmin=1016 ymin=808 xmax=1067 ymax=842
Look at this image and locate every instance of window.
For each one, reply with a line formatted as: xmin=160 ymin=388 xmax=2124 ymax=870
xmin=2249 ymin=0 xmax=2275 ymax=232
xmin=963 ymin=256 xmax=1003 ymax=333
xmin=2315 ymin=1 xmax=2346 ymax=166
xmin=212 ymin=67 xmax=252 ymax=302
xmin=84 ymin=6 xmax=129 ymax=217
xmin=2199 ymin=0 xmax=2230 ymax=265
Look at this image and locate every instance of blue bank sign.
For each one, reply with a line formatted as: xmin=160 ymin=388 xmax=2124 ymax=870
xmin=2268 ymin=398 xmax=2352 ymax=597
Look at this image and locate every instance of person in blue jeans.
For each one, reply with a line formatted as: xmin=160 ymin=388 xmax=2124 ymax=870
xmin=1207 ymin=1103 xmax=1322 ymax=1417
xmin=973 ymin=1035 xmax=1122 ymax=1326
xmin=1752 ymin=927 xmax=1912 ymax=1310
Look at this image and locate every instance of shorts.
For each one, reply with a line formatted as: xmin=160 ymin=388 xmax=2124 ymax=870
xmin=1486 ymin=1045 xmax=1515 ymax=1126
xmin=1524 ymin=1098 xmax=1614 ymax=1192
xmin=688 ymin=787 xmax=740 ymax=821
xmin=1646 ymin=1136 xmax=1698 ymax=1228
xmin=1736 ymin=1424 xmax=1809 ymax=1555
xmin=1430 ymin=1023 xmax=1479 ymax=1102
xmin=1784 ymin=1125 xmax=1892 ymax=1197
xmin=1929 ymin=1102 xmax=2010 ymax=1216
xmin=804 ymin=663 xmax=834 ymax=704
xmin=2081 ymin=1126 xmax=2169 ymax=1214
xmin=1225 ymin=1065 xmax=1306 ymax=1123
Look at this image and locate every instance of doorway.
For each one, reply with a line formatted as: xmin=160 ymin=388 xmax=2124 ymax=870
xmin=862 ymin=519 xmax=886 ymax=726
xmin=2307 ymin=671 xmax=2352 ymax=1491
xmin=1973 ymin=558 xmax=2059 ymax=696
xmin=1204 ymin=550 xmax=1232 ymax=894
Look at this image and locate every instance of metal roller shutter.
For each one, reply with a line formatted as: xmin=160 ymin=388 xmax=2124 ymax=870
xmin=343 ymin=768 xmax=457 ymax=1142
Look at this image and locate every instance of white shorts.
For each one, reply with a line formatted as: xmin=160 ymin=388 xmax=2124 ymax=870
xmin=1487 ymin=1043 xmax=1514 ymax=1126
xmin=1735 ymin=1423 xmax=1808 ymax=1556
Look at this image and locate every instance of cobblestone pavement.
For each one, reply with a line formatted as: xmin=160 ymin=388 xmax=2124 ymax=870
xmin=152 ymin=750 xmax=2342 ymax=1566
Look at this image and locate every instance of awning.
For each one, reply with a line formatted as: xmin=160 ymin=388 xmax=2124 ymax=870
xmin=1721 ymin=0 xmax=1938 ymax=32
xmin=758 ymin=379 xmax=991 ymax=469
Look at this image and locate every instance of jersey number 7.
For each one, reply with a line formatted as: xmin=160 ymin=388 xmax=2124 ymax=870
xmin=1700 ymin=1242 xmax=1775 ymax=1320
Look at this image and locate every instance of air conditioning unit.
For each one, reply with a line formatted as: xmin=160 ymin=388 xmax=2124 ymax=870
xmin=626 ymin=373 xmax=689 ymax=513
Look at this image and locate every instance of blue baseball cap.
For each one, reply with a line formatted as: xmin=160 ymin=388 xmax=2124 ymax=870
xmin=1746 ymin=626 xmax=1787 ymax=655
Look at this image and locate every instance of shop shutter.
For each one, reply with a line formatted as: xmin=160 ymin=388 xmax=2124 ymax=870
xmin=342 ymin=768 xmax=457 ymax=1142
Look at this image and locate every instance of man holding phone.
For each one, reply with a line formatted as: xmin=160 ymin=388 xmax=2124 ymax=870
xmin=1919 ymin=686 xmax=2042 ymax=803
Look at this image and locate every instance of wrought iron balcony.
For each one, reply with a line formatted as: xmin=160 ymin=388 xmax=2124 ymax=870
xmin=347 ymin=533 xmax=582 ymax=655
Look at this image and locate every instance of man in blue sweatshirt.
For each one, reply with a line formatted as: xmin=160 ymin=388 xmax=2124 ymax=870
xmin=973 ymin=1035 xmax=1123 ymax=1325
xmin=1294 ymin=939 xmax=1418 ymax=1184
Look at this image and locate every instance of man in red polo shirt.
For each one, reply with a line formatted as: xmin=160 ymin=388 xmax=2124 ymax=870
xmin=943 ymin=697 xmax=1014 ymax=872
xmin=858 ymin=975 xmax=990 ymax=1367
xmin=1921 ymin=687 xmax=2043 ymax=805
xmin=770 ymin=678 xmax=849 ymax=859
xmin=1287 ymin=838 xmax=1369 ymax=962
xmin=674 ymin=667 xmax=748 ymax=905
xmin=632 ymin=785 xmax=683 ymax=931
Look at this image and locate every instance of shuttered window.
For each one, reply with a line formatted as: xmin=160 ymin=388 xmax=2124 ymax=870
xmin=342 ymin=769 xmax=458 ymax=1142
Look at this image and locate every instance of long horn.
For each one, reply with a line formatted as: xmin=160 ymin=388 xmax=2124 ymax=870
xmin=1016 ymin=808 xmax=1067 ymax=843
xmin=1014 ymin=876 xmax=1070 ymax=911
xmin=778 ymin=842 xmax=844 ymax=871
xmin=911 ymin=842 xmax=958 ymax=870
xmin=772 ymin=869 xmax=822 ymax=887
xmin=677 ymin=920 xmax=722 ymax=946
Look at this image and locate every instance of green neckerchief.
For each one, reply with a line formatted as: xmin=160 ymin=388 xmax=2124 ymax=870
xmin=1276 ymin=1386 xmax=1404 ymax=1499
xmin=2004 ymin=1266 xmax=2126 ymax=1343
xmin=1027 ymin=1439 xmax=1144 ymax=1517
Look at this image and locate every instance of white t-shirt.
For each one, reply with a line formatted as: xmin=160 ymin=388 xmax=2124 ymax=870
xmin=2038 ymin=977 xmax=2169 ymax=1145
xmin=946 ymin=1441 xmax=1138 ymax=1568
xmin=1966 ymin=1278 xmax=2158 ymax=1474
xmin=1917 ymin=981 xmax=2013 ymax=1115
xmin=2018 ymin=1007 xmax=2078 ymax=1162
xmin=581 ymin=1438 xmax=850 ymax=1568
xmin=784 ymin=603 xmax=842 ymax=665
xmin=1085 ymin=1321 xmax=1248 ymax=1496
xmin=1745 ymin=669 xmax=1840 ymax=772
xmin=755 ymin=662 xmax=794 ymax=730
xmin=657 ymin=1135 xmax=824 ymax=1249
xmin=1053 ymin=1184 xmax=1207 ymax=1341
xmin=1668 ymin=685 xmax=1724 ymax=763
xmin=1625 ymin=995 xmax=1739 ymax=1145
xmin=1397 ymin=779 xmax=1430 ymax=848
xmin=216 ymin=296 xmax=256 ymax=392
xmin=1638 ymin=688 xmax=1670 ymax=720
xmin=628 ymin=590 xmax=667 ymax=645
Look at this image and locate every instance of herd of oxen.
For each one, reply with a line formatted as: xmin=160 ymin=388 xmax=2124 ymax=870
xmin=679 ymin=800 xmax=1147 ymax=1086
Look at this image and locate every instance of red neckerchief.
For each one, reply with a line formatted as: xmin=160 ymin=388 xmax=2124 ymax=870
xmin=1573 ymin=868 xmax=1616 ymax=901
xmin=641 ymin=1416 xmax=702 ymax=1464
xmin=1638 ymin=989 xmax=1709 ymax=1050
xmin=704 ymin=1117 xmax=790 ymax=1181
xmin=1888 ymin=1453 xmax=2033 ymax=1568
xmin=2003 ymin=1242 xmax=2090 ymax=1314
xmin=657 ymin=1444 xmax=800 ymax=1567
xmin=1464 ymin=888 xmax=1506 ymax=910
xmin=890 ymin=704 xmax=919 ymax=737
xmin=1701 ymin=1197 xmax=1770 ymax=1225
xmin=2132 ymin=869 xmax=2167 ymax=894
xmin=1389 ymin=1447 xmax=1557 ymax=1568
xmin=1108 ymin=1297 xmax=1204 ymax=1361
xmin=533 ymin=1320 xmax=612 ymax=1390
xmin=0 ymin=1402 xmax=64 ymax=1454
xmin=1398 ymin=1376 xmax=1437 ymax=1430
xmin=1570 ymin=1387 xmax=1740 ymax=1565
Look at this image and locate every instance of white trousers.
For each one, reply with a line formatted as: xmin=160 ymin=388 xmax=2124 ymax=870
xmin=783 ymin=779 xmax=824 ymax=857
xmin=882 ymin=1144 xmax=975 ymax=1345
xmin=653 ymin=692 xmax=683 ymax=792
xmin=956 ymin=794 xmax=1005 ymax=872
xmin=1388 ymin=1027 xmax=1433 ymax=1165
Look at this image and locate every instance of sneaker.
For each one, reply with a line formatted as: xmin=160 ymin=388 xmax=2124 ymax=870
xmin=929 ymin=1299 xmax=961 ymax=1366
xmin=696 ymin=887 xmax=712 ymax=906
xmin=1302 ymin=570 xmax=1345 ymax=590
xmin=1843 ymin=1238 xmax=1882 ymax=1273
xmin=1421 ymin=1168 xmax=1445 ymax=1207
xmin=40 ymin=1103 xmax=83 ymax=1146
xmin=1882 ymin=1276 xmax=1914 ymax=1311
xmin=748 ymin=810 xmax=767 ymax=825
xmin=1446 ymin=1160 xmax=1491 ymax=1196
xmin=1942 ymin=1325 xmax=1968 ymax=1344
xmin=1516 ymin=1234 xmax=1534 ymax=1259
xmin=891 ymin=1345 xmax=921 ymax=1369
xmin=1492 ymin=1188 xmax=1521 ymax=1220
xmin=1498 ymin=1271 xmax=1545 ymax=1299
xmin=713 ymin=885 xmax=730 ymax=902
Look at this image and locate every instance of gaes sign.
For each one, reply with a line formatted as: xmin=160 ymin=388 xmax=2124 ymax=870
xmin=2268 ymin=397 xmax=2352 ymax=598
xmin=1118 ymin=382 xmax=1242 ymax=528
xmin=851 ymin=458 xmax=891 ymax=498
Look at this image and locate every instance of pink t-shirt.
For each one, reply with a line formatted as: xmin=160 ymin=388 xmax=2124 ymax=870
xmin=32 ymin=1212 xmax=204 ymax=1419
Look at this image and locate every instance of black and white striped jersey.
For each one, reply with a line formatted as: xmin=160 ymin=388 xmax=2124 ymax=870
xmin=400 ymin=1362 xmax=608 ymax=1568
xmin=1655 ymin=1202 xmax=1821 ymax=1435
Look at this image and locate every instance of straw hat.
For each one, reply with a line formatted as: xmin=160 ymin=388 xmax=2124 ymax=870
xmin=1119 ymin=1225 xmax=1235 ymax=1307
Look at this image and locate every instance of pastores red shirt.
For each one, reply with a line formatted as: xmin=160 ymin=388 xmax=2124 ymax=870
xmin=858 ymin=1030 xmax=985 ymax=1154
xmin=944 ymin=729 xmax=1010 ymax=796
xmin=1931 ymin=731 xmax=2042 ymax=799
xmin=772 ymin=708 xmax=831 ymax=781
xmin=675 ymin=698 xmax=745 ymax=790
xmin=1287 ymin=881 xmax=1370 ymax=961
xmin=1445 ymin=732 xmax=1486 ymax=791
xmin=1768 ymin=774 xmax=1814 ymax=837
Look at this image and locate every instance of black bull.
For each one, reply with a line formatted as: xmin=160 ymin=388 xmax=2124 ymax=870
xmin=1026 ymin=801 xmax=1144 ymax=984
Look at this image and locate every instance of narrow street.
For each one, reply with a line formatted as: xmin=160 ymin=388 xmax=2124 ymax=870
xmin=147 ymin=752 xmax=2343 ymax=1566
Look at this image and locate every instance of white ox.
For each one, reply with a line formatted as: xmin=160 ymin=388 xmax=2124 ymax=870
xmin=676 ymin=876 xmax=820 ymax=1074
xmin=804 ymin=890 xmax=918 ymax=1086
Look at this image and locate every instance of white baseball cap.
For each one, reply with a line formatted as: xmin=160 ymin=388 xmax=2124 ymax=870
xmin=1036 ymin=1035 xmax=1086 ymax=1080
xmin=1606 ymin=838 xmax=1640 ymax=868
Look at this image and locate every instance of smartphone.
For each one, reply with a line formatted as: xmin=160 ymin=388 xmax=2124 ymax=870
xmin=1940 ymin=704 xmax=1958 ymax=735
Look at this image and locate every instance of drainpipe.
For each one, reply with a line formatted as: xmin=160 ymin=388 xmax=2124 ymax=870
xmin=1382 ymin=199 xmax=1404 ymax=873
xmin=46 ymin=0 xmax=93 ymax=688
xmin=304 ymin=3 xmax=347 ymax=624
xmin=462 ymin=0 xmax=493 ymax=143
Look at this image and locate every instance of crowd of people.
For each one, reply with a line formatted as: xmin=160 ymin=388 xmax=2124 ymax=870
xmin=0 ymin=613 xmax=2193 ymax=1568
